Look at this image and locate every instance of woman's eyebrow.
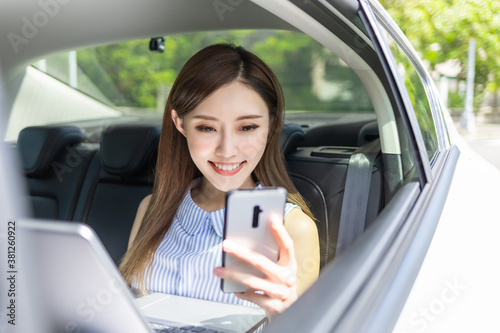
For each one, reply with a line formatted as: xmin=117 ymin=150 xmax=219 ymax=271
xmin=236 ymin=115 xmax=263 ymax=120
xmin=192 ymin=114 xmax=263 ymax=121
xmin=192 ymin=115 xmax=218 ymax=121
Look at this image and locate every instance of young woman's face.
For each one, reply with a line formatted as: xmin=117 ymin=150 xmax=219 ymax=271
xmin=172 ymin=81 xmax=270 ymax=192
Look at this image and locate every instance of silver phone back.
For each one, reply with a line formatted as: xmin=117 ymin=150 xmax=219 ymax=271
xmin=222 ymin=187 xmax=287 ymax=293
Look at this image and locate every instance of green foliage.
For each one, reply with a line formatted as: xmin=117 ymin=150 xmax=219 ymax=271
xmin=379 ymin=0 xmax=500 ymax=106
xmin=75 ymin=30 xmax=373 ymax=113
xmin=387 ymin=34 xmax=439 ymax=157
xmin=448 ymin=91 xmax=465 ymax=108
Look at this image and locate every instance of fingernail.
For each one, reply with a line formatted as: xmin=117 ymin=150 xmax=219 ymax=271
xmin=213 ymin=267 xmax=223 ymax=276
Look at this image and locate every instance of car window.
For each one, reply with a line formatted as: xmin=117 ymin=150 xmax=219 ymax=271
xmin=377 ymin=28 xmax=439 ymax=162
xmin=3 ymin=30 xmax=375 ymax=141
xmin=34 ymin=30 xmax=374 ymax=114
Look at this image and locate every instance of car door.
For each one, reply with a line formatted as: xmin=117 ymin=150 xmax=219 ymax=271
xmin=259 ymin=0 xmax=460 ymax=332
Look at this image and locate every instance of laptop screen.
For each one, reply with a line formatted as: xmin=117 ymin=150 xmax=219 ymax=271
xmin=18 ymin=220 xmax=152 ymax=333
xmin=18 ymin=220 xmax=266 ymax=333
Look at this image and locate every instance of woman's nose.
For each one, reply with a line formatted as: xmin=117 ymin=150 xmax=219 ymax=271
xmin=215 ymin=130 xmax=238 ymax=158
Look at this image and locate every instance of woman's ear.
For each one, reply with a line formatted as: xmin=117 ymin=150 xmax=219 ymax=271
xmin=171 ymin=110 xmax=186 ymax=137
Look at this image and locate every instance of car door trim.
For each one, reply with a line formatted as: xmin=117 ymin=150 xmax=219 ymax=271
xmin=333 ymin=145 xmax=460 ymax=332
xmin=358 ymin=0 xmax=433 ymax=185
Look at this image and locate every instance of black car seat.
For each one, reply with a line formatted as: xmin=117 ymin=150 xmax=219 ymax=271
xmin=17 ymin=125 xmax=94 ymax=220
xmin=281 ymin=123 xmax=383 ymax=267
xmin=72 ymin=124 xmax=160 ymax=264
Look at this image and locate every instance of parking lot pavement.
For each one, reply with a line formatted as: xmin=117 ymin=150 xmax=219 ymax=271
xmin=456 ymin=122 xmax=500 ymax=170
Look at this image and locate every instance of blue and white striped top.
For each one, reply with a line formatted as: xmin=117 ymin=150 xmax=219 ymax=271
xmin=143 ymin=179 xmax=298 ymax=307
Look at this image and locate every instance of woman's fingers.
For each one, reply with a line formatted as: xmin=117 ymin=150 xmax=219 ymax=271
xmin=222 ymin=239 xmax=295 ymax=287
xmin=216 ymin=215 xmax=299 ymax=319
xmin=236 ymin=291 xmax=288 ymax=318
xmin=269 ymin=215 xmax=296 ymax=268
xmin=214 ymin=267 xmax=290 ymax=301
xmin=269 ymin=215 xmax=298 ymax=285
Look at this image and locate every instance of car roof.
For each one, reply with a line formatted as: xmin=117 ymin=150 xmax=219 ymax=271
xmin=0 ymin=0 xmax=298 ymax=79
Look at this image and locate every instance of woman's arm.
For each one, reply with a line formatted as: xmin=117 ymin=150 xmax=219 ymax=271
xmin=128 ymin=194 xmax=151 ymax=249
xmin=284 ymin=208 xmax=320 ymax=295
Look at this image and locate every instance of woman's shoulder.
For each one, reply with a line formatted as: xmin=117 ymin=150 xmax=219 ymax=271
xmin=284 ymin=206 xmax=317 ymax=237
xmin=284 ymin=202 xmax=300 ymax=217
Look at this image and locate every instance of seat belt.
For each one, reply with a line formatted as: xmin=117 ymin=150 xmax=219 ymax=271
xmin=335 ymin=139 xmax=381 ymax=256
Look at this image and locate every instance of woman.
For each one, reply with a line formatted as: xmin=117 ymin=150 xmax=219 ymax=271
xmin=119 ymin=43 xmax=319 ymax=318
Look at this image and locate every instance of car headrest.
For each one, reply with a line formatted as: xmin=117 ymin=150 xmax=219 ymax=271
xmin=280 ymin=123 xmax=305 ymax=156
xmin=18 ymin=126 xmax=86 ymax=177
xmin=357 ymin=120 xmax=379 ymax=146
xmin=100 ymin=125 xmax=161 ymax=177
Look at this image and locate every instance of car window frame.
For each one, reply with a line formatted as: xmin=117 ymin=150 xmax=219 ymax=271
xmin=367 ymin=0 xmax=455 ymax=178
xmin=360 ymin=2 xmax=434 ymax=185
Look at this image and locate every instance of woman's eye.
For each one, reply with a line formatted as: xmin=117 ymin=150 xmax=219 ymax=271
xmin=241 ymin=125 xmax=259 ymax=132
xmin=196 ymin=126 xmax=215 ymax=132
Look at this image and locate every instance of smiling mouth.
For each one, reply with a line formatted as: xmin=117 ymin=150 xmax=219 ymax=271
xmin=209 ymin=161 xmax=245 ymax=175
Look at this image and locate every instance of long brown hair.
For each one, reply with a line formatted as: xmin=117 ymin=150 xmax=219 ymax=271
xmin=119 ymin=43 xmax=313 ymax=290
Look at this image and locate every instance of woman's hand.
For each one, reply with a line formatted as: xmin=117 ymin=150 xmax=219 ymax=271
xmin=213 ymin=215 xmax=298 ymax=319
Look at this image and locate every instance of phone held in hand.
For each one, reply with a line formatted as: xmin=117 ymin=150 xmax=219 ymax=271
xmin=221 ymin=186 xmax=287 ymax=293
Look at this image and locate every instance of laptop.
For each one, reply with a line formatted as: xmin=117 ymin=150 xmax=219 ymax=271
xmin=18 ymin=219 xmax=266 ymax=333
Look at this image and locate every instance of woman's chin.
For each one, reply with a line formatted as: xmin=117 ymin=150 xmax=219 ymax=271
xmin=211 ymin=179 xmax=245 ymax=193
xmin=205 ymin=174 xmax=254 ymax=193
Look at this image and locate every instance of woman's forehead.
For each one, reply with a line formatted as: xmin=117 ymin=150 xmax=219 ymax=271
xmin=188 ymin=82 xmax=269 ymax=120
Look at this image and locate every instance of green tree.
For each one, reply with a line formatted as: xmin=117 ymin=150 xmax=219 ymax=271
xmin=379 ymin=0 xmax=500 ymax=107
xmin=75 ymin=30 xmax=373 ymax=113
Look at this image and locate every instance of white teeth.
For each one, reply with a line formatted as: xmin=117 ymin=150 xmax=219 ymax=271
xmin=214 ymin=162 xmax=241 ymax=171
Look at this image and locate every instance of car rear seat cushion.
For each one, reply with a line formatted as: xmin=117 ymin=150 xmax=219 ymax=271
xmin=73 ymin=124 xmax=161 ymax=264
xmin=17 ymin=126 xmax=92 ymax=220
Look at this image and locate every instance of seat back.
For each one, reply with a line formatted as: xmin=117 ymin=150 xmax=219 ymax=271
xmin=282 ymin=124 xmax=383 ymax=267
xmin=17 ymin=126 xmax=93 ymax=220
xmin=73 ymin=124 xmax=161 ymax=264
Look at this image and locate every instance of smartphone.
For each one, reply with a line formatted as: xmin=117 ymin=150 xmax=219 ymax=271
xmin=221 ymin=186 xmax=287 ymax=293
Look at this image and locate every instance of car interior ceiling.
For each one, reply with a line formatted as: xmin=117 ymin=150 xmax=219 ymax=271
xmin=0 ymin=0 xmax=296 ymax=83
